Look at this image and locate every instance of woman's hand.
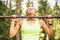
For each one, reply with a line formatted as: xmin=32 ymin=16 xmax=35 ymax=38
xmin=47 ymin=15 xmax=52 ymax=25
xmin=11 ymin=15 xmax=17 ymax=23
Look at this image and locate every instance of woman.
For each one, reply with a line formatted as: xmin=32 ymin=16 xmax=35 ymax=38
xmin=9 ymin=7 xmax=53 ymax=40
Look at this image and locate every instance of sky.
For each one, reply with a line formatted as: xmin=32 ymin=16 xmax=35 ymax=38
xmin=21 ymin=0 xmax=56 ymax=10
xmin=48 ymin=0 xmax=55 ymax=8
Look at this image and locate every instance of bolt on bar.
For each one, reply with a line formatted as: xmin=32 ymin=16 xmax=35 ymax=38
xmin=0 ymin=16 xmax=60 ymax=18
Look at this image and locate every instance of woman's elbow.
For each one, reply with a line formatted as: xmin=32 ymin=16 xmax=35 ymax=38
xmin=48 ymin=31 xmax=53 ymax=37
xmin=9 ymin=32 xmax=16 ymax=38
xmin=9 ymin=34 xmax=14 ymax=38
xmin=50 ymin=31 xmax=53 ymax=37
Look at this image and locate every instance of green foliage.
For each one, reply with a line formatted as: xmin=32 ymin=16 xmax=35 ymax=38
xmin=38 ymin=0 xmax=60 ymax=40
xmin=38 ymin=0 xmax=46 ymax=16
xmin=0 ymin=1 xmax=7 ymax=15
xmin=0 ymin=0 xmax=60 ymax=40
xmin=0 ymin=1 xmax=15 ymax=40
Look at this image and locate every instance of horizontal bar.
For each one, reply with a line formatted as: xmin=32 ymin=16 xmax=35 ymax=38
xmin=0 ymin=16 xmax=60 ymax=18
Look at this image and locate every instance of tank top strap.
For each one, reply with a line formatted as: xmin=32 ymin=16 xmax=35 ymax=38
xmin=35 ymin=19 xmax=41 ymax=27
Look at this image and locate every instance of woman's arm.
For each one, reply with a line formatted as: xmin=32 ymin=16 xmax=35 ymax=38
xmin=39 ymin=20 xmax=53 ymax=37
xmin=9 ymin=19 xmax=22 ymax=38
xmin=9 ymin=19 xmax=16 ymax=38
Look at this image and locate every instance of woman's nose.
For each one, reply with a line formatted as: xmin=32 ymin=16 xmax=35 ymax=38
xmin=29 ymin=8 xmax=32 ymax=11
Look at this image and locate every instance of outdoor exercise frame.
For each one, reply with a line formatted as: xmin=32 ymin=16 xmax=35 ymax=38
xmin=0 ymin=16 xmax=60 ymax=18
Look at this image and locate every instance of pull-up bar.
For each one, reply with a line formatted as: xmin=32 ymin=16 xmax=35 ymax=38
xmin=0 ymin=16 xmax=60 ymax=18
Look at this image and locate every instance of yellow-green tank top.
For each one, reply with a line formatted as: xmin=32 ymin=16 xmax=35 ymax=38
xmin=21 ymin=19 xmax=41 ymax=40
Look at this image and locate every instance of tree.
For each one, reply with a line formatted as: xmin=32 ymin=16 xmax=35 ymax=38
xmin=0 ymin=1 xmax=7 ymax=15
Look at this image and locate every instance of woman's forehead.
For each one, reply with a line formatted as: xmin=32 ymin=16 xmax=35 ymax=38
xmin=27 ymin=7 xmax=35 ymax=10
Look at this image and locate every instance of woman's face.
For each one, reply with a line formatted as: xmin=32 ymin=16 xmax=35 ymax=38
xmin=27 ymin=7 xmax=36 ymax=16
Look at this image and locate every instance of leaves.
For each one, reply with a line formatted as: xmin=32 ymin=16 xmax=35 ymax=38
xmin=0 ymin=0 xmax=60 ymax=40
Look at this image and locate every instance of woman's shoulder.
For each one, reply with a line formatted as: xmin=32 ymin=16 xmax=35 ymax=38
xmin=19 ymin=18 xmax=27 ymax=24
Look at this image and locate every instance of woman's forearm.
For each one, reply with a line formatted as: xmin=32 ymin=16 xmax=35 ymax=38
xmin=48 ymin=25 xmax=53 ymax=36
xmin=9 ymin=21 xmax=15 ymax=38
xmin=9 ymin=21 xmax=21 ymax=38
xmin=13 ymin=22 xmax=20 ymax=36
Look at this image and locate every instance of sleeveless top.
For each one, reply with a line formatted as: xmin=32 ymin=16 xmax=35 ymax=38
xmin=21 ymin=19 xmax=41 ymax=40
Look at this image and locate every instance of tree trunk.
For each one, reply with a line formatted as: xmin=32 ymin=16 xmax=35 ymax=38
xmin=9 ymin=0 xmax=12 ymax=15
xmin=45 ymin=0 xmax=49 ymax=40
xmin=16 ymin=0 xmax=22 ymax=40
xmin=6 ymin=0 xmax=8 ymax=14
xmin=16 ymin=31 xmax=20 ymax=40
xmin=46 ymin=0 xmax=48 ymax=15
